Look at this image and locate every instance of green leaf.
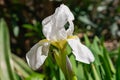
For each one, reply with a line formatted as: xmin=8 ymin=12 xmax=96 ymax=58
xmin=59 ymin=69 xmax=65 ymax=80
xmin=0 ymin=18 xmax=17 ymax=80
xmin=12 ymin=54 xmax=33 ymax=77
xmin=77 ymin=63 xmax=86 ymax=80
xmin=23 ymin=24 xmax=36 ymax=31
xmin=91 ymin=64 xmax=101 ymax=80
xmin=25 ymin=73 xmax=44 ymax=80
xmin=116 ymin=47 xmax=120 ymax=80
xmin=84 ymin=34 xmax=90 ymax=46
xmin=69 ymin=55 xmax=77 ymax=74
xmin=78 ymin=15 xmax=97 ymax=28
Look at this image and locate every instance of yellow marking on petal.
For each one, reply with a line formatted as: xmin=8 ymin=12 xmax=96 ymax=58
xmin=38 ymin=36 xmax=77 ymax=49
xmin=67 ymin=35 xmax=78 ymax=39
xmin=51 ymin=40 xmax=67 ymax=49
xmin=39 ymin=39 xmax=49 ymax=43
xmin=51 ymin=36 xmax=78 ymax=49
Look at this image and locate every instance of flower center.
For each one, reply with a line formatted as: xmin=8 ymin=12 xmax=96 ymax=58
xmin=51 ymin=36 xmax=77 ymax=49
xmin=51 ymin=39 xmax=67 ymax=49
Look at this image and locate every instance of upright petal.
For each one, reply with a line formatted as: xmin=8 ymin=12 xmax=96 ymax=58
xmin=42 ymin=4 xmax=74 ymax=41
xmin=60 ymin=4 xmax=74 ymax=21
xmin=67 ymin=37 xmax=94 ymax=64
xmin=54 ymin=4 xmax=74 ymax=28
xmin=53 ymin=4 xmax=75 ymax=38
xmin=42 ymin=15 xmax=53 ymax=40
xmin=66 ymin=20 xmax=74 ymax=36
xmin=26 ymin=42 xmax=50 ymax=70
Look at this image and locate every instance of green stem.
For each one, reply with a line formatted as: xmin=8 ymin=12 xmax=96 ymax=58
xmin=53 ymin=49 xmax=77 ymax=80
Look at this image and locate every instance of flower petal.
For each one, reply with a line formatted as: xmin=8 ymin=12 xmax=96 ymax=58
xmin=67 ymin=20 xmax=74 ymax=36
xmin=60 ymin=4 xmax=74 ymax=21
xmin=26 ymin=42 xmax=50 ymax=70
xmin=67 ymin=37 xmax=94 ymax=64
xmin=42 ymin=15 xmax=53 ymax=40
xmin=42 ymin=4 xmax=74 ymax=41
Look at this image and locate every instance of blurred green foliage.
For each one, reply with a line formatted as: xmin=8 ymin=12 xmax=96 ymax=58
xmin=0 ymin=19 xmax=44 ymax=80
xmin=0 ymin=0 xmax=120 ymax=80
xmin=0 ymin=18 xmax=120 ymax=80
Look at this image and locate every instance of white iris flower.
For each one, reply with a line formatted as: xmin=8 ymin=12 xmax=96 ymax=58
xmin=26 ymin=4 xmax=95 ymax=70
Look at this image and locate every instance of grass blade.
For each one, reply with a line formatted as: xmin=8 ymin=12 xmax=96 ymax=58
xmin=0 ymin=18 xmax=17 ymax=80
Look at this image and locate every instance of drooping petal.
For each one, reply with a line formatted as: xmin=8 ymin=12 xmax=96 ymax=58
xmin=26 ymin=42 xmax=50 ymax=70
xmin=67 ymin=37 xmax=94 ymax=64
xmin=42 ymin=4 xmax=74 ymax=41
